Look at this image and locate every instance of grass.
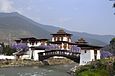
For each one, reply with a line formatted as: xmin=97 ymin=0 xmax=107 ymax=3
xmin=77 ymin=69 xmax=109 ymax=76
xmin=75 ymin=59 xmax=113 ymax=76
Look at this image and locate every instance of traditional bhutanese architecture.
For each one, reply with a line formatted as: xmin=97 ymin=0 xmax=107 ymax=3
xmin=13 ymin=29 xmax=103 ymax=65
xmin=50 ymin=29 xmax=72 ymax=50
xmin=76 ymin=38 xmax=102 ymax=65
xmin=51 ymin=29 xmax=72 ymax=42
xmin=0 ymin=43 xmax=3 ymax=54
xmin=19 ymin=37 xmax=48 ymax=47
xmin=14 ymin=37 xmax=48 ymax=60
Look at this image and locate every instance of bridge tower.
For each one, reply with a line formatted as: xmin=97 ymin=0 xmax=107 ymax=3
xmin=50 ymin=29 xmax=72 ymax=50
xmin=76 ymin=38 xmax=102 ymax=65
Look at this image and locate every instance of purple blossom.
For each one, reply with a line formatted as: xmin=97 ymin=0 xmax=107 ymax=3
xmin=37 ymin=45 xmax=49 ymax=49
xmin=71 ymin=45 xmax=81 ymax=53
xmin=12 ymin=43 xmax=28 ymax=52
xmin=37 ymin=44 xmax=59 ymax=51
xmin=101 ymin=51 xmax=112 ymax=58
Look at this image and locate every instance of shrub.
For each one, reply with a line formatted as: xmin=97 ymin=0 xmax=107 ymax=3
xmin=77 ymin=69 xmax=109 ymax=76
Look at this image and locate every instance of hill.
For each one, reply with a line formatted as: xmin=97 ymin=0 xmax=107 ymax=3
xmin=38 ymin=24 xmax=114 ymax=45
xmin=0 ymin=12 xmax=51 ymax=43
xmin=0 ymin=12 xmax=114 ymax=45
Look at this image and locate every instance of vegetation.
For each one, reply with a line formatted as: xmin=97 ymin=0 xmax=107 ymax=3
xmin=75 ymin=58 xmax=115 ymax=76
xmin=101 ymin=37 xmax=115 ymax=56
xmin=0 ymin=42 xmax=29 ymax=56
xmin=0 ymin=59 xmax=43 ymax=68
xmin=77 ymin=69 xmax=109 ymax=76
xmin=1 ymin=43 xmax=16 ymax=55
xmin=75 ymin=38 xmax=115 ymax=76
xmin=110 ymin=38 xmax=115 ymax=50
xmin=111 ymin=38 xmax=115 ymax=42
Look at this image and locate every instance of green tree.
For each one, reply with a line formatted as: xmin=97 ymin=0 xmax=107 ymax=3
xmin=108 ymin=38 xmax=115 ymax=55
xmin=110 ymin=38 xmax=115 ymax=44
xmin=2 ymin=45 xmax=16 ymax=56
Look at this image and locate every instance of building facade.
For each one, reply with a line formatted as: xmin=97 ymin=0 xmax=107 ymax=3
xmin=50 ymin=29 xmax=72 ymax=50
xmin=14 ymin=37 xmax=48 ymax=60
xmin=13 ymin=30 xmax=102 ymax=65
xmin=76 ymin=38 xmax=101 ymax=65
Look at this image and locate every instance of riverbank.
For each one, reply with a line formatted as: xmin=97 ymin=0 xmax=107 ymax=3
xmin=0 ymin=58 xmax=78 ymax=76
xmin=74 ymin=58 xmax=115 ymax=76
xmin=0 ymin=57 xmax=75 ymax=68
xmin=47 ymin=57 xmax=74 ymax=65
xmin=0 ymin=59 xmax=44 ymax=68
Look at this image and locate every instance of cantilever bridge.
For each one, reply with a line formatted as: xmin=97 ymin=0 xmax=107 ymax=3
xmin=38 ymin=50 xmax=80 ymax=63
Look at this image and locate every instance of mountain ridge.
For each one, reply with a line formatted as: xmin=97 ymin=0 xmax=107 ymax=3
xmin=0 ymin=12 xmax=114 ymax=46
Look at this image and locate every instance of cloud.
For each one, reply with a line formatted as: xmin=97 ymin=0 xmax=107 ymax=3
xmin=0 ymin=0 xmax=14 ymax=13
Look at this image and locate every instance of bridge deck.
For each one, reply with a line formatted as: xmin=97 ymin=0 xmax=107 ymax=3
xmin=38 ymin=50 xmax=80 ymax=63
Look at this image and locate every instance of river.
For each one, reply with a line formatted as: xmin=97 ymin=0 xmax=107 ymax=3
xmin=0 ymin=63 xmax=77 ymax=76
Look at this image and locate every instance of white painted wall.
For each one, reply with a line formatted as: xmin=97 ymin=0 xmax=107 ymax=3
xmin=27 ymin=42 xmax=41 ymax=47
xmin=61 ymin=43 xmax=64 ymax=50
xmin=63 ymin=37 xmax=68 ymax=41
xmin=69 ymin=39 xmax=71 ymax=42
xmin=21 ymin=55 xmax=30 ymax=59
xmin=0 ymin=55 xmax=15 ymax=60
xmin=27 ymin=42 xmax=47 ymax=47
xmin=44 ymin=43 xmax=47 ymax=46
xmin=90 ymin=50 xmax=95 ymax=61
xmin=60 ymin=37 xmax=61 ymax=41
xmin=26 ymin=49 xmax=32 ymax=59
xmin=52 ymin=37 xmax=54 ymax=42
xmin=56 ymin=37 xmax=57 ymax=41
xmin=80 ymin=49 xmax=101 ymax=65
xmin=97 ymin=50 xmax=101 ymax=59
xmin=33 ymin=50 xmax=45 ymax=61
xmin=80 ymin=50 xmax=94 ymax=65
xmin=21 ymin=50 xmax=45 ymax=61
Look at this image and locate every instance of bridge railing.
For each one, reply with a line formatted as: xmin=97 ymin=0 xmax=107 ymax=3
xmin=38 ymin=50 xmax=80 ymax=57
xmin=38 ymin=50 xmax=80 ymax=63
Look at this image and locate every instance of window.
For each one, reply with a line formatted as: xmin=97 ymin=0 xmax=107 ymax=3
xmin=95 ymin=55 xmax=97 ymax=60
xmin=63 ymin=43 xmax=67 ymax=49
xmin=94 ymin=50 xmax=97 ymax=60
xmin=84 ymin=50 xmax=87 ymax=53
xmin=57 ymin=37 xmax=60 ymax=41
xmin=94 ymin=50 xmax=97 ymax=54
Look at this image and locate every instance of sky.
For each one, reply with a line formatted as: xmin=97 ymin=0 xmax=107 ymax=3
xmin=0 ymin=0 xmax=115 ymax=35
